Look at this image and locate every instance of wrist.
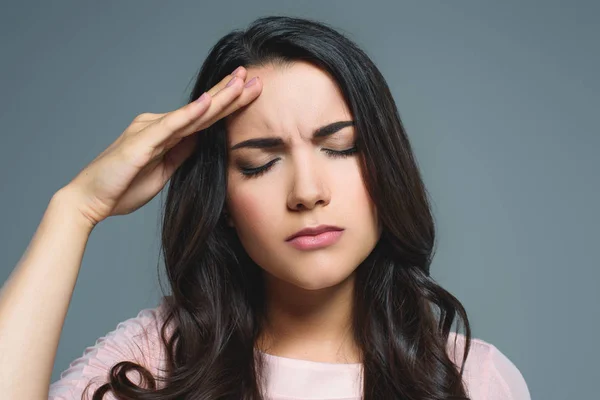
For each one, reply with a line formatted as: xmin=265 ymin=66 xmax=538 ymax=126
xmin=49 ymin=187 xmax=97 ymax=235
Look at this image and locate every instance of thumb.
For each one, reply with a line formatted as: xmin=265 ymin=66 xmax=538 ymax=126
xmin=163 ymin=135 xmax=198 ymax=177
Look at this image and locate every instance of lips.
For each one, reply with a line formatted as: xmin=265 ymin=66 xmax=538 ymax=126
xmin=285 ymin=225 xmax=344 ymax=241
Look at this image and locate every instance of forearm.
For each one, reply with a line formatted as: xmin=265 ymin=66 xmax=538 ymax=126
xmin=0 ymin=188 xmax=94 ymax=398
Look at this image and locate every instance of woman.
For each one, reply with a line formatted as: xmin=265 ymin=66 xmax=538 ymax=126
xmin=0 ymin=16 xmax=530 ymax=400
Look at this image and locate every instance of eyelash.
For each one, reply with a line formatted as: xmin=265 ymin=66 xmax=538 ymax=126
xmin=239 ymin=146 xmax=359 ymax=179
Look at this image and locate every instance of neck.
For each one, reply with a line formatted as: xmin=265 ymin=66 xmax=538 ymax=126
xmin=257 ymin=271 xmax=361 ymax=364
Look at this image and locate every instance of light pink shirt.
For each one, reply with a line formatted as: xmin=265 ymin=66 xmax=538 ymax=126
xmin=49 ymin=299 xmax=531 ymax=399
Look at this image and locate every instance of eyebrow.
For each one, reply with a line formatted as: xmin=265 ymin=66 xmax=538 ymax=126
xmin=230 ymin=120 xmax=354 ymax=151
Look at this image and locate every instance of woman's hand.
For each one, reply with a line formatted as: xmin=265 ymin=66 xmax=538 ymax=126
xmin=62 ymin=66 xmax=260 ymax=229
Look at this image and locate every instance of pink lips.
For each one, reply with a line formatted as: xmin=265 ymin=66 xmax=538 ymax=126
xmin=285 ymin=225 xmax=344 ymax=250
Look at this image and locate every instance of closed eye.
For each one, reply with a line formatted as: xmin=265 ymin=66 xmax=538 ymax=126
xmin=322 ymin=146 xmax=358 ymax=158
xmin=238 ymin=146 xmax=358 ymax=179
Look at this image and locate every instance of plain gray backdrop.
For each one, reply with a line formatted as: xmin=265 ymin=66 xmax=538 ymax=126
xmin=1 ymin=1 xmax=598 ymax=399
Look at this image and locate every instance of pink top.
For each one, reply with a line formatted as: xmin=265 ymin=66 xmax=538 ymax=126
xmin=49 ymin=298 xmax=531 ymax=400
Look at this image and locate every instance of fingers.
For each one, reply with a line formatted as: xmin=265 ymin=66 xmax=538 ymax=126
xmin=189 ymin=74 xmax=261 ymax=133
xmin=207 ymin=66 xmax=247 ymax=96
xmin=142 ymin=68 xmax=261 ymax=152
xmin=128 ymin=66 xmax=248 ymax=124
xmin=131 ymin=65 xmax=261 ymax=159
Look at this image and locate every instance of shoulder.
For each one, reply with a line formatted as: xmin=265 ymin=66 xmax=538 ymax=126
xmin=49 ymin=297 xmax=172 ymax=399
xmin=446 ymin=332 xmax=531 ymax=400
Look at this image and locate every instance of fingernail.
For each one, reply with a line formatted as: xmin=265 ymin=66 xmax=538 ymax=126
xmin=194 ymin=92 xmax=209 ymax=104
xmin=225 ymin=76 xmax=237 ymax=88
xmin=244 ymin=77 xmax=258 ymax=87
xmin=231 ymin=66 xmax=243 ymax=76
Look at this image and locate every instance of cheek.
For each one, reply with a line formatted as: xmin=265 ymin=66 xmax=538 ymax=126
xmin=227 ymin=183 xmax=280 ymax=238
xmin=340 ymin=160 xmax=372 ymax=206
xmin=343 ymin=163 xmax=379 ymax=230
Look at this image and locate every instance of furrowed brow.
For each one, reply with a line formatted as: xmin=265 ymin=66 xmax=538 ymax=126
xmin=230 ymin=120 xmax=354 ymax=151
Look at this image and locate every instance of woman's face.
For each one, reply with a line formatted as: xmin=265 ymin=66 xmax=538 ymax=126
xmin=225 ymin=61 xmax=381 ymax=291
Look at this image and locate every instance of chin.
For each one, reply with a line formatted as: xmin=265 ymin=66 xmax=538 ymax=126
xmin=291 ymin=280 xmax=340 ymax=291
xmin=284 ymin=268 xmax=357 ymax=292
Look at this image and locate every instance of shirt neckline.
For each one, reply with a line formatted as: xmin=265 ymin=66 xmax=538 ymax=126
xmin=257 ymin=349 xmax=363 ymax=369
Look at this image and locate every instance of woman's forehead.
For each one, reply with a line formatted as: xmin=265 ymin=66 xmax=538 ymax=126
xmin=226 ymin=61 xmax=351 ymax=139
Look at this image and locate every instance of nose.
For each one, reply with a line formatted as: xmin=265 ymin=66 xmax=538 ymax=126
xmin=286 ymin=156 xmax=331 ymax=211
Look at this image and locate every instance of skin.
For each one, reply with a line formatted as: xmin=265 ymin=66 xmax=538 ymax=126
xmin=224 ymin=61 xmax=382 ymax=363
xmin=0 ymin=65 xmax=265 ymax=398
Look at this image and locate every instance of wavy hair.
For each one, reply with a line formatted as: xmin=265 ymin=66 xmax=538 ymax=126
xmin=86 ymin=15 xmax=472 ymax=400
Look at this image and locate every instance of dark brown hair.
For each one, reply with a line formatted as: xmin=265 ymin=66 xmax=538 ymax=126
xmin=86 ymin=15 xmax=472 ymax=400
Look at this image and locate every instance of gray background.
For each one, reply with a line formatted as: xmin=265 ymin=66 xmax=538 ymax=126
xmin=1 ymin=1 xmax=598 ymax=398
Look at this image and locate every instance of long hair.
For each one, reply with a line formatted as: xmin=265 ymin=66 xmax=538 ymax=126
xmin=87 ymin=15 xmax=472 ymax=400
